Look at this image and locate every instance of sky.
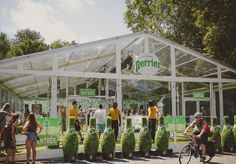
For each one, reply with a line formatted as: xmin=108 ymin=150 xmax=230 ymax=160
xmin=0 ymin=0 xmax=131 ymax=44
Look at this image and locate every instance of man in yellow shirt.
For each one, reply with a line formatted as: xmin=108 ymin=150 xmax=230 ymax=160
xmin=148 ymin=101 xmax=159 ymax=141
xmin=70 ymin=101 xmax=84 ymax=141
xmin=108 ymin=102 xmax=121 ymax=141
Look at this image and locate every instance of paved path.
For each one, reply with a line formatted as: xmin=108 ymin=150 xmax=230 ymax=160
xmin=10 ymin=143 xmax=236 ymax=163
xmin=13 ymin=152 xmax=236 ymax=164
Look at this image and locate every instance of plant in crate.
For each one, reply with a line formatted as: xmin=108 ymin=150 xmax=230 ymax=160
xmin=62 ymin=127 xmax=78 ymax=162
xmin=221 ymin=116 xmax=234 ymax=152
xmin=233 ymin=115 xmax=236 ymax=149
xmin=84 ymin=117 xmax=99 ymax=161
xmin=121 ymin=117 xmax=135 ymax=158
xmin=208 ymin=117 xmax=221 ymax=152
xmin=100 ymin=117 xmax=116 ymax=159
xmin=155 ymin=116 xmax=169 ymax=155
xmin=137 ymin=117 xmax=152 ymax=157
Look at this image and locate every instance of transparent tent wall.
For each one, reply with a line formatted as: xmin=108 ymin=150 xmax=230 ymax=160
xmin=121 ymin=80 xmax=172 ymax=116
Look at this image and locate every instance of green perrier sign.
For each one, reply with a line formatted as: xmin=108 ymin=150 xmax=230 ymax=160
xmin=79 ymin=89 xmax=96 ymax=96
xmin=193 ymin=91 xmax=205 ymax=98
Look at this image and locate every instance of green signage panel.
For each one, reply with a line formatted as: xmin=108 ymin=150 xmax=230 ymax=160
xmin=36 ymin=117 xmax=60 ymax=146
xmin=79 ymin=89 xmax=96 ymax=96
xmin=164 ymin=116 xmax=186 ymax=124
xmin=193 ymin=91 xmax=205 ymax=98
xmin=37 ymin=135 xmax=58 ymax=146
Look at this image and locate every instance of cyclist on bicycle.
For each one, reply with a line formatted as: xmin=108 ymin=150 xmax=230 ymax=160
xmin=183 ymin=112 xmax=210 ymax=162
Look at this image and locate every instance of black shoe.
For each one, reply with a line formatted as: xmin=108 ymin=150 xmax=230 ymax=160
xmin=200 ymin=156 xmax=206 ymax=162
xmin=81 ymin=137 xmax=84 ymax=142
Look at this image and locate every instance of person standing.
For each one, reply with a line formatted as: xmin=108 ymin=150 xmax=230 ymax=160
xmin=0 ymin=104 xmax=8 ymax=156
xmin=148 ymin=101 xmax=159 ymax=142
xmin=4 ymin=114 xmax=19 ymax=164
xmin=94 ymin=104 xmax=106 ymax=137
xmin=23 ymin=113 xmax=43 ymax=164
xmin=70 ymin=101 xmax=84 ymax=141
xmin=108 ymin=102 xmax=121 ymax=141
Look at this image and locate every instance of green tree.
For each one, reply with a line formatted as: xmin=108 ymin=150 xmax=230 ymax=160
xmin=13 ymin=28 xmax=49 ymax=55
xmin=50 ymin=39 xmax=70 ymax=49
xmin=124 ymin=0 xmax=236 ymax=66
xmin=0 ymin=32 xmax=11 ymax=59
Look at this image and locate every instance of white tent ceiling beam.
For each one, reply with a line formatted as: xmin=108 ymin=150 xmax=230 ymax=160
xmin=0 ymin=68 xmax=236 ymax=83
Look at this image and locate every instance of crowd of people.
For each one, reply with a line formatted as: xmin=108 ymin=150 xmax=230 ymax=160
xmin=0 ymin=103 xmax=43 ymax=164
xmin=0 ymin=100 xmax=160 ymax=163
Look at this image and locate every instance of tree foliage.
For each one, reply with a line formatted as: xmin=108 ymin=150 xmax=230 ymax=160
xmin=50 ymin=39 xmax=70 ymax=49
xmin=0 ymin=32 xmax=11 ymax=59
xmin=0 ymin=29 xmax=73 ymax=60
xmin=124 ymin=0 xmax=236 ymax=66
xmin=13 ymin=29 xmax=49 ymax=55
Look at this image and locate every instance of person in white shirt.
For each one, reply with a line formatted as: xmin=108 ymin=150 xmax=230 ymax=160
xmin=94 ymin=104 xmax=106 ymax=137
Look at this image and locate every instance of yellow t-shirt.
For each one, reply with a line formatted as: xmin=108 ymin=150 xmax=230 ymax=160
xmin=108 ymin=107 xmax=121 ymax=121
xmin=70 ymin=107 xmax=78 ymax=121
xmin=148 ymin=106 xmax=158 ymax=119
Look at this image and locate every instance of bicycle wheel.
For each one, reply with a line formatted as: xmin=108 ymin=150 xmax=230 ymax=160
xmin=179 ymin=144 xmax=192 ymax=164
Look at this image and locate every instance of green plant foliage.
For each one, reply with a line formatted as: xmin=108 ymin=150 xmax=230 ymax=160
xmin=89 ymin=117 xmax=96 ymax=128
xmin=141 ymin=117 xmax=147 ymax=126
xmin=137 ymin=117 xmax=152 ymax=154
xmin=155 ymin=126 xmax=169 ymax=151
xmin=221 ymin=124 xmax=234 ymax=151
xmin=211 ymin=117 xmax=217 ymax=127
xmin=159 ymin=116 xmax=164 ymax=125
xmin=69 ymin=117 xmax=75 ymax=128
xmin=106 ymin=117 xmax=112 ymax=127
xmin=224 ymin=116 xmax=230 ymax=125
xmin=126 ymin=117 xmax=132 ymax=128
xmin=209 ymin=126 xmax=221 ymax=149
xmin=233 ymin=115 xmax=236 ymax=147
xmin=84 ymin=118 xmax=99 ymax=156
xmin=121 ymin=118 xmax=135 ymax=157
xmin=100 ymin=127 xmax=116 ymax=158
xmin=62 ymin=128 xmax=79 ymax=156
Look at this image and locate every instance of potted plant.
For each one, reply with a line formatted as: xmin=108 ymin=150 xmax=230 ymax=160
xmin=221 ymin=116 xmax=234 ymax=152
xmin=155 ymin=116 xmax=169 ymax=156
xmin=208 ymin=117 xmax=222 ymax=153
xmin=233 ymin=115 xmax=236 ymax=150
xmin=137 ymin=117 xmax=152 ymax=157
xmin=62 ymin=128 xmax=79 ymax=162
xmin=121 ymin=117 xmax=135 ymax=158
xmin=100 ymin=117 xmax=116 ymax=159
xmin=84 ymin=117 xmax=99 ymax=161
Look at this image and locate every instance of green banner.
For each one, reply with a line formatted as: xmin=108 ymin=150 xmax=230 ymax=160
xmin=36 ymin=117 xmax=60 ymax=146
xmin=193 ymin=91 xmax=205 ymax=98
xmin=164 ymin=116 xmax=186 ymax=132
xmin=79 ymin=89 xmax=96 ymax=96
xmin=164 ymin=116 xmax=186 ymax=124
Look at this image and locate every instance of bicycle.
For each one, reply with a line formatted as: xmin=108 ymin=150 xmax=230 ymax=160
xmin=178 ymin=133 xmax=215 ymax=164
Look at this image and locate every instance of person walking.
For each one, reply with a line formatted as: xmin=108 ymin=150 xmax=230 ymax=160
xmin=148 ymin=101 xmax=159 ymax=142
xmin=94 ymin=104 xmax=106 ymax=137
xmin=23 ymin=113 xmax=43 ymax=164
xmin=69 ymin=101 xmax=84 ymax=141
xmin=108 ymin=102 xmax=121 ymax=141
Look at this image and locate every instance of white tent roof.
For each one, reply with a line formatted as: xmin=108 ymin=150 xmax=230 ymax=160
xmin=0 ymin=31 xmax=236 ymax=98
